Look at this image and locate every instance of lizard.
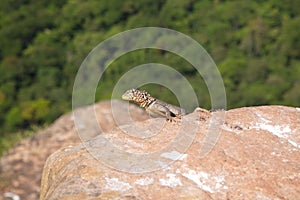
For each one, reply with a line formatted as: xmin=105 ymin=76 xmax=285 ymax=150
xmin=121 ymin=89 xmax=187 ymax=121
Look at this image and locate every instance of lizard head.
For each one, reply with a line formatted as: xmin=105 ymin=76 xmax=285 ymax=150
xmin=122 ymin=89 xmax=152 ymax=105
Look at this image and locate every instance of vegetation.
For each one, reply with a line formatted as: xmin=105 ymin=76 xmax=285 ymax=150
xmin=0 ymin=0 xmax=299 ymax=154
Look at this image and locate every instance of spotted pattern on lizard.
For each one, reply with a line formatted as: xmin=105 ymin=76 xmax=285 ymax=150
xmin=122 ymin=89 xmax=187 ymax=121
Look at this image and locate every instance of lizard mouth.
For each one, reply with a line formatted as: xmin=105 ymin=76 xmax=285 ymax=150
xmin=121 ymin=94 xmax=130 ymax=100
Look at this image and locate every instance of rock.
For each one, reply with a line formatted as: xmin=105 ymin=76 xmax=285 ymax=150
xmin=0 ymin=100 xmax=149 ymax=200
xmin=40 ymin=106 xmax=300 ymax=200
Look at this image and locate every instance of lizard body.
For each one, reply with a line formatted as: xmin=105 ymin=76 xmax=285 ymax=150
xmin=122 ymin=89 xmax=187 ymax=121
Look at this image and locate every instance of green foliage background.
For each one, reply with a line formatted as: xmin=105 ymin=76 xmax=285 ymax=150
xmin=0 ymin=0 xmax=300 ymax=154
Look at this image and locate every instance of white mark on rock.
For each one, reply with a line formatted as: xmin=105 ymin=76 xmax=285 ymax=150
xmin=214 ymin=175 xmax=227 ymax=190
xmin=134 ymin=177 xmax=154 ymax=186
xmin=182 ymin=170 xmax=227 ymax=193
xmin=296 ymin=108 xmax=300 ymax=112
xmin=105 ymin=177 xmax=132 ymax=192
xmin=161 ymin=151 xmax=187 ymax=161
xmin=255 ymin=112 xmax=272 ymax=123
xmin=159 ymin=174 xmax=182 ymax=188
xmin=4 ymin=192 xmax=20 ymax=200
xmin=251 ymin=123 xmax=291 ymax=138
xmin=282 ymin=159 xmax=289 ymax=163
xmin=250 ymin=123 xmax=299 ymax=148
xmin=182 ymin=170 xmax=213 ymax=193
xmin=288 ymin=139 xmax=300 ymax=149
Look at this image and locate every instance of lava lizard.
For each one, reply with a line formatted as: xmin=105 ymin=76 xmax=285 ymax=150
xmin=122 ymin=89 xmax=187 ymax=121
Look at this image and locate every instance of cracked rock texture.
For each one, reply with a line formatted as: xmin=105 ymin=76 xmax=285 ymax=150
xmin=40 ymin=105 xmax=300 ymax=200
xmin=0 ymin=100 xmax=149 ymax=200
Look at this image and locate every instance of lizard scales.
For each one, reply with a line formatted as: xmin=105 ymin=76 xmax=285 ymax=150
xmin=122 ymin=89 xmax=186 ymax=121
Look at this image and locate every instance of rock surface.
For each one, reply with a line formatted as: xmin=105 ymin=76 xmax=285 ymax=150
xmin=0 ymin=100 xmax=149 ymax=200
xmin=40 ymin=106 xmax=300 ymax=200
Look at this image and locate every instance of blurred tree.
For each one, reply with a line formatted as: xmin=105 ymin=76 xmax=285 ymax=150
xmin=0 ymin=0 xmax=300 ymax=145
xmin=5 ymin=107 xmax=23 ymax=131
xmin=21 ymin=99 xmax=51 ymax=125
xmin=280 ymin=16 xmax=300 ymax=64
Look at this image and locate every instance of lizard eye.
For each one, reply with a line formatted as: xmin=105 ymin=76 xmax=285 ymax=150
xmin=170 ymin=112 xmax=176 ymax=117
